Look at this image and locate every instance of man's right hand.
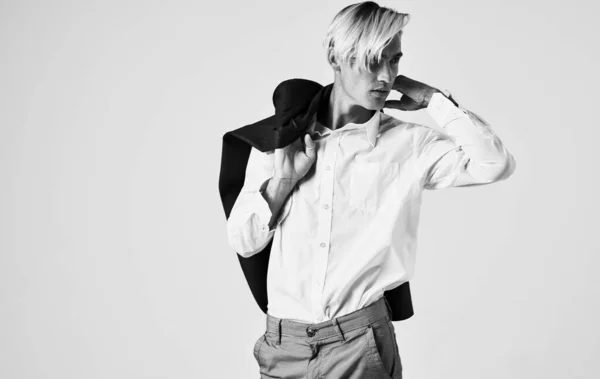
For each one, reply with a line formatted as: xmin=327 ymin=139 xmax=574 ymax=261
xmin=273 ymin=131 xmax=317 ymax=185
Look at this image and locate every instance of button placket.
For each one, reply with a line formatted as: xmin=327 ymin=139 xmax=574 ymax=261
xmin=311 ymin=134 xmax=337 ymax=321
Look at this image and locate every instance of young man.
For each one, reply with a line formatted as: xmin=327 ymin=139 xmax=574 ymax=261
xmin=227 ymin=2 xmax=516 ymax=378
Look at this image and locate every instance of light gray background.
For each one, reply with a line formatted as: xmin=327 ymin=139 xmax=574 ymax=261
xmin=1 ymin=0 xmax=598 ymax=378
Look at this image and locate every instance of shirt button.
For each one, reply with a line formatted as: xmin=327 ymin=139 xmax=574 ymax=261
xmin=323 ymin=204 xmax=329 ymax=209
xmin=320 ymin=242 xmax=326 ymax=248
xmin=325 ymin=166 xmax=331 ymax=170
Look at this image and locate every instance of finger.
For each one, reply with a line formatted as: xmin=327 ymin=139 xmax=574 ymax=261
xmin=393 ymin=75 xmax=427 ymax=103
xmin=394 ymin=75 xmax=412 ymax=87
xmin=384 ymin=97 xmax=422 ymax=111
xmin=304 ymin=134 xmax=317 ymax=160
xmin=384 ymin=98 xmax=420 ymax=110
xmin=398 ymin=75 xmax=425 ymax=90
xmin=392 ymin=75 xmax=414 ymax=92
xmin=304 ymin=133 xmax=315 ymax=149
xmin=399 ymin=95 xmax=423 ymax=111
xmin=384 ymin=100 xmax=403 ymax=110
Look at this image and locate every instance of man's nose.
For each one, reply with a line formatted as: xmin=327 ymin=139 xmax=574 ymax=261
xmin=377 ymin=62 xmax=393 ymax=83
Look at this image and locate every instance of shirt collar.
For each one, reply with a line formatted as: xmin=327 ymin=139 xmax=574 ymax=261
xmin=307 ymin=110 xmax=381 ymax=148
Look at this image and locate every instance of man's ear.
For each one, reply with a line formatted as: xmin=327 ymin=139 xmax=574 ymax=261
xmin=327 ymin=49 xmax=341 ymax=72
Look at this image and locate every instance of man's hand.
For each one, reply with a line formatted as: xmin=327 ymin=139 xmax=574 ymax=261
xmin=384 ymin=75 xmax=441 ymax=111
xmin=273 ymin=129 xmax=317 ymax=184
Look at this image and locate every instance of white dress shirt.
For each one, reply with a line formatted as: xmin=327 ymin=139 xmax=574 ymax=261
xmin=226 ymin=91 xmax=516 ymax=323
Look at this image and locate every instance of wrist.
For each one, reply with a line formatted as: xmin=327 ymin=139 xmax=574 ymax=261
xmin=271 ymin=176 xmax=298 ymax=189
xmin=423 ymin=88 xmax=441 ymax=107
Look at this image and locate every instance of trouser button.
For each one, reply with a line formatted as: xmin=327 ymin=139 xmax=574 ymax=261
xmin=306 ymin=327 xmax=317 ymax=337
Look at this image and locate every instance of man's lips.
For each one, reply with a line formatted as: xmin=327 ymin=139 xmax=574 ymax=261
xmin=371 ymin=89 xmax=390 ymax=97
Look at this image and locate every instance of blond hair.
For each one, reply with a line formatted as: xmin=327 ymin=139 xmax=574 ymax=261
xmin=323 ymin=1 xmax=411 ymax=72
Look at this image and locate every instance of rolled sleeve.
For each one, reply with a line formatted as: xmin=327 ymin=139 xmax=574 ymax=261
xmin=226 ymin=148 xmax=293 ymax=258
xmin=414 ymin=91 xmax=516 ymax=190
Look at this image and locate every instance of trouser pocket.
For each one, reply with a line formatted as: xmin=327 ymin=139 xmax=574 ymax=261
xmin=252 ymin=332 xmax=266 ymax=367
xmin=364 ymin=317 xmax=402 ymax=379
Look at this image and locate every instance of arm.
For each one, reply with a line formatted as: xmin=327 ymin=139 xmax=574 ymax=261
xmin=226 ymin=147 xmax=294 ymax=258
xmin=262 ymin=176 xmax=297 ymax=229
xmin=414 ymin=91 xmax=516 ymax=189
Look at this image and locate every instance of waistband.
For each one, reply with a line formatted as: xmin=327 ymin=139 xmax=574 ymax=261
xmin=265 ymin=296 xmax=392 ymax=342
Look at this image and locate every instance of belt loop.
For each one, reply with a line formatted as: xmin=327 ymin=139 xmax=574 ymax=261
xmin=277 ymin=319 xmax=282 ymax=345
xmin=331 ymin=318 xmax=346 ymax=342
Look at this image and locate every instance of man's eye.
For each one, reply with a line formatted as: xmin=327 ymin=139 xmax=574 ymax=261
xmin=368 ymin=58 xmax=400 ymax=69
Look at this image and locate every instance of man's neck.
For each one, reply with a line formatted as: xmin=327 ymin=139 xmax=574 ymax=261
xmin=317 ymin=82 xmax=376 ymax=131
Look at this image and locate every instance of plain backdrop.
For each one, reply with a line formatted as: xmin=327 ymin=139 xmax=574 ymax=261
xmin=1 ymin=0 xmax=599 ymax=378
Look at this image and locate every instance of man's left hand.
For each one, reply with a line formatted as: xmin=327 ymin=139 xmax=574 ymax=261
xmin=384 ymin=75 xmax=441 ymax=111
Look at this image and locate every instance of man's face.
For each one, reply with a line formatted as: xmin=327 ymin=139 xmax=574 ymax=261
xmin=336 ymin=34 xmax=403 ymax=111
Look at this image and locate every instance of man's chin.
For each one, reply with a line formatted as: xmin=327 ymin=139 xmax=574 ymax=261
xmin=365 ymin=99 xmax=386 ymax=111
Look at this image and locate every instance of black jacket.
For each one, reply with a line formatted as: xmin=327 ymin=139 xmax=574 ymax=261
xmin=218 ymin=78 xmax=414 ymax=321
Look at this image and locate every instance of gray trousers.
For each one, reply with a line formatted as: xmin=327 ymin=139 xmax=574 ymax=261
xmin=252 ymin=296 xmax=402 ymax=378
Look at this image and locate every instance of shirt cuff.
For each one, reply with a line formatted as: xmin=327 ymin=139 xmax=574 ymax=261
xmin=257 ymin=178 xmax=293 ymax=233
xmin=426 ymin=91 xmax=469 ymax=127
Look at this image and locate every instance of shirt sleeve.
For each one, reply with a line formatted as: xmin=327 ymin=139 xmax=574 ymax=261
xmin=413 ymin=91 xmax=516 ymax=190
xmin=226 ymin=146 xmax=293 ymax=258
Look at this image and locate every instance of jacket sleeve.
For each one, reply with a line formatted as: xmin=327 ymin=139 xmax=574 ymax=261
xmin=226 ymin=146 xmax=293 ymax=258
xmin=413 ymin=91 xmax=516 ymax=190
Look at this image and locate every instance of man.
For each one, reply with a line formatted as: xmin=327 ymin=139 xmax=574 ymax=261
xmin=226 ymin=2 xmax=516 ymax=378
